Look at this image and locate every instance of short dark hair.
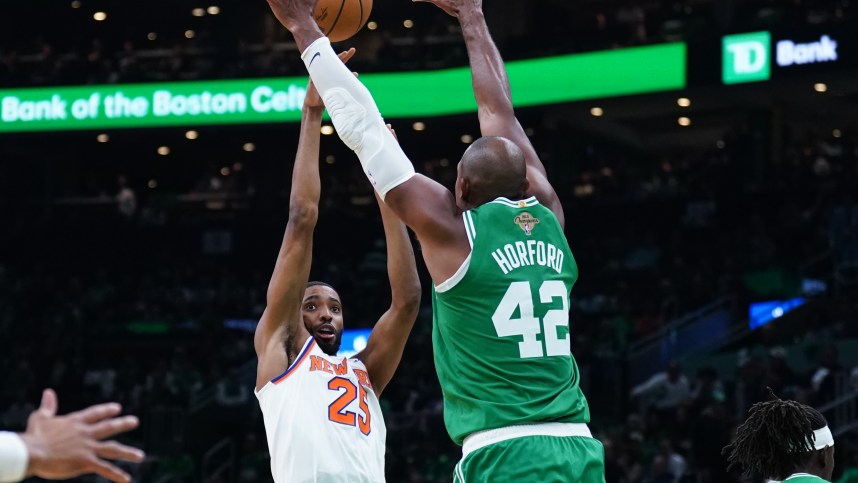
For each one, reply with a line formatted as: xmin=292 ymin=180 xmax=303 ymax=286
xmin=306 ymin=281 xmax=336 ymax=291
xmin=724 ymin=390 xmax=828 ymax=480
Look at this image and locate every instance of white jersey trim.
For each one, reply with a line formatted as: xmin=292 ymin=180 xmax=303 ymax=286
xmin=435 ymin=255 xmax=471 ymax=294
xmin=254 ymin=336 xmax=314 ymax=399
xmin=490 ymin=196 xmax=539 ymax=208
xmin=462 ymin=422 xmax=592 ymax=458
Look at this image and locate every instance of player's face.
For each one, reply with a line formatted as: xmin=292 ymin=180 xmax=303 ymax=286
xmin=301 ymin=285 xmax=344 ymax=356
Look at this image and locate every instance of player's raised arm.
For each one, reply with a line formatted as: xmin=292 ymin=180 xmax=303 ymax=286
xmin=415 ymin=0 xmax=566 ymax=228
xmin=356 ymin=185 xmax=421 ymax=397
xmin=254 ymin=50 xmax=355 ymax=389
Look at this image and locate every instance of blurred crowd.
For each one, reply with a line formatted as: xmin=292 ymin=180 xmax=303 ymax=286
xmin=1 ymin=118 xmax=857 ymax=481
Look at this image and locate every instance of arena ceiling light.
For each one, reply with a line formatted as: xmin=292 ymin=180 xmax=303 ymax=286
xmin=678 ymin=116 xmax=691 ymax=127
xmin=157 ymin=146 xmax=170 ymax=155
xmin=192 ymin=8 xmax=206 ymax=17
xmin=96 ymin=133 xmax=109 ymax=143
xmin=590 ymin=107 xmax=604 ymax=117
xmin=148 ymin=180 xmax=158 ymax=189
xmin=403 ymin=19 xmax=414 ymax=29
xmin=147 ymin=32 xmax=158 ymax=41
xmin=71 ymin=1 xmax=81 ymax=8
xmin=243 ymin=142 xmax=255 ymax=152
xmin=207 ymin=6 xmax=221 ymax=15
xmin=460 ymin=134 xmax=473 ymax=144
xmin=320 ymin=125 xmax=335 ymax=135
xmin=814 ymin=82 xmax=828 ymax=92
xmin=833 ymin=129 xmax=842 ymax=138
xmin=185 ymin=130 xmax=199 ymax=140
xmin=412 ymin=122 xmax=425 ymax=131
xmin=185 ymin=30 xmax=196 ymax=39
xmin=367 ymin=21 xmax=378 ymax=31
xmin=677 ymin=97 xmax=691 ymax=107
xmin=93 ymin=11 xmax=107 ymax=21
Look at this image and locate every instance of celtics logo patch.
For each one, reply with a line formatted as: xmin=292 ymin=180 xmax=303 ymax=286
xmin=514 ymin=212 xmax=540 ymax=236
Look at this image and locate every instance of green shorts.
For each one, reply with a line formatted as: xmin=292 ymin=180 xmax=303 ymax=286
xmin=452 ymin=434 xmax=605 ymax=483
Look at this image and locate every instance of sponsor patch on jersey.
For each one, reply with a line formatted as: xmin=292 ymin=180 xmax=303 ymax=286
xmin=514 ymin=212 xmax=540 ymax=236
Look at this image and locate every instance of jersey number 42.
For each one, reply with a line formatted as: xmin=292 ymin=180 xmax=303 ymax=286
xmin=491 ymin=280 xmax=570 ymax=358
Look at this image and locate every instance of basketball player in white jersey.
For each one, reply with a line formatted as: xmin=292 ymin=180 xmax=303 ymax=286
xmin=254 ymin=49 xmax=421 ymax=483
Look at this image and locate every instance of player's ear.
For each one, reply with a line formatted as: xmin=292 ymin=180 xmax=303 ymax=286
xmin=458 ymin=176 xmax=471 ymax=203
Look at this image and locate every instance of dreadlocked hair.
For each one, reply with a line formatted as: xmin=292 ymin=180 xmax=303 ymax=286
xmin=723 ymin=389 xmax=828 ymax=480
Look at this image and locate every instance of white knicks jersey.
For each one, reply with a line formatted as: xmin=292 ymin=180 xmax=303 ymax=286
xmin=255 ymin=336 xmax=387 ymax=483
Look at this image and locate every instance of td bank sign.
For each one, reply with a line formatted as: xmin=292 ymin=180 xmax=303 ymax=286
xmin=723 ymin=31 xmax=840 ymax=84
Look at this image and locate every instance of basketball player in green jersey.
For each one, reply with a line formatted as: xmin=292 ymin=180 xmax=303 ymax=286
xmin=724 ymin=395 xmax=836 ymax=483
xmin=264 ymin=0 xmax=605 ymax=480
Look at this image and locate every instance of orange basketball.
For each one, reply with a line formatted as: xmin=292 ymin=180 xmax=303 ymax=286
xmin=314 ymin=0 xmax=373 ymax=43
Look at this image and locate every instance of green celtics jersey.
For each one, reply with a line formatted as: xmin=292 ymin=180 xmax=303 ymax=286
xmin=431 ymin=196 xmax=590 ymax=445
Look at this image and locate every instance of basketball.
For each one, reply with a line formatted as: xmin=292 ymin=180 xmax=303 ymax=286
xmin=314 ymin=0 xmax=373 ymax=43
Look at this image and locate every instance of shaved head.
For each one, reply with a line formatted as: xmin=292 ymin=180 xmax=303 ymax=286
xmin=456 ymin=136 xmax=528 ymax=208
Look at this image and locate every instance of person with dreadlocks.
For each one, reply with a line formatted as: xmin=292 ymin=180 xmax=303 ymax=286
xmin=723 ymin=392 xmax=836 ymax=483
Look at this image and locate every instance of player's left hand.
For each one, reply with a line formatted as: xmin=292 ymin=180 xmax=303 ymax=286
xmin=21 ymin=389 xmax=145 ymax=483
xmin=304 ymin=48 xmax=356 ymax=109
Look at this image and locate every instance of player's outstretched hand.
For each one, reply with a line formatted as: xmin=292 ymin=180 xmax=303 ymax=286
xmin=412 ymin=0 xmax=482 ymax=18
xmin=304 ymin=48 xmax=357 ymax=110
xmin=20 ymin=389 xmax=145 ymax=483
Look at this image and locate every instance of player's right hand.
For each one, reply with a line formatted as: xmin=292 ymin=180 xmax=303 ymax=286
xmin=412 ymin=0 xmax=482 ymax=18
xmin=21 ymin=389 xmax=145 ymax=483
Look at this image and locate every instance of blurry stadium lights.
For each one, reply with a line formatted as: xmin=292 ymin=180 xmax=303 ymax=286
xmin=678 ymin=116 xmax=691 ymax=126
xmin=833 ymin=129 xmax=842 ymax=138
xmin=148 ymin=180 xmax=158 ymax=189
xmin=147 ymin=32 xmax=158 ymax=41
xmin=439 ymin=158 xmax=450 ymax=167
xmin=320 ymin=125 xmax=335 ymax=135
xmin=461 ymin=134 xmax=473 ymax=144
xmin=325 ymin=155 xmax=336 ymax=165
xmin=96 ymin=133 xmax=109 ymax=143
xmin=590 ymin=107 xmax=604 ymax=117
xmin=93 ymin=11 xmax=107 ymax=21
xmin=192 ymin=8 xmax=206 ymax=17
xmin=243 ymin=142 xmax=255 ymax=152
xmin=157 ymin=146 xmax=170 ymax=156
xmin=814 ymin=82 xmax=828 ymax=92
xmin=367 ymin=21 xmax=378 ymax=31
xmin=220 ymin=167 xmax=231 ymax=176
xmin=412 ymin=122 xmax=426 ymax=131
xmin=525 ymin=128 xmax=535 ymax=136
xmin=403 ymin=19 xmax=414 ymax=29
xmin=677 ymin=97 xmax=691 ymax=107
xmin=71 ymin=1 xmax=82 ymax=8
xmin=185 ymin=30 xmax=196 ymax=39
xmin=185 ymin=130 xmax=199 ymax=140
xmin=207 ymin=6 xmax=221 ymax=15
xmin=233 ymin=162 xmax=243 ymax=171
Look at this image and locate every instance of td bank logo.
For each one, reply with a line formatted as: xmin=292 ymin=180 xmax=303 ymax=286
xmin=723 ymin=31 xmax=771 ymax=84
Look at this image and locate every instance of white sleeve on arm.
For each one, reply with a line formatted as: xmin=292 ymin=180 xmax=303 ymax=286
xmin=0 ymin=432 xmax=28 ymax=483
xmin=301 ymin=37 xmax=415 ymax=200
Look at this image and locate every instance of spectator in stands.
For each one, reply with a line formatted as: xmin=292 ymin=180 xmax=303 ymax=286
xmin=631 ymin=361 xmax=691 ymax=418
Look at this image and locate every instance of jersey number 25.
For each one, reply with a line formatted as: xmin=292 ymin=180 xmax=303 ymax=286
xmin=327 ymin=377 xmax=371 ymax=435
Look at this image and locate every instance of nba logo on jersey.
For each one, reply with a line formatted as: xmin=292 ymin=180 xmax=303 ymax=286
xmin=514 ymin=212 xmax=540 ymax=236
